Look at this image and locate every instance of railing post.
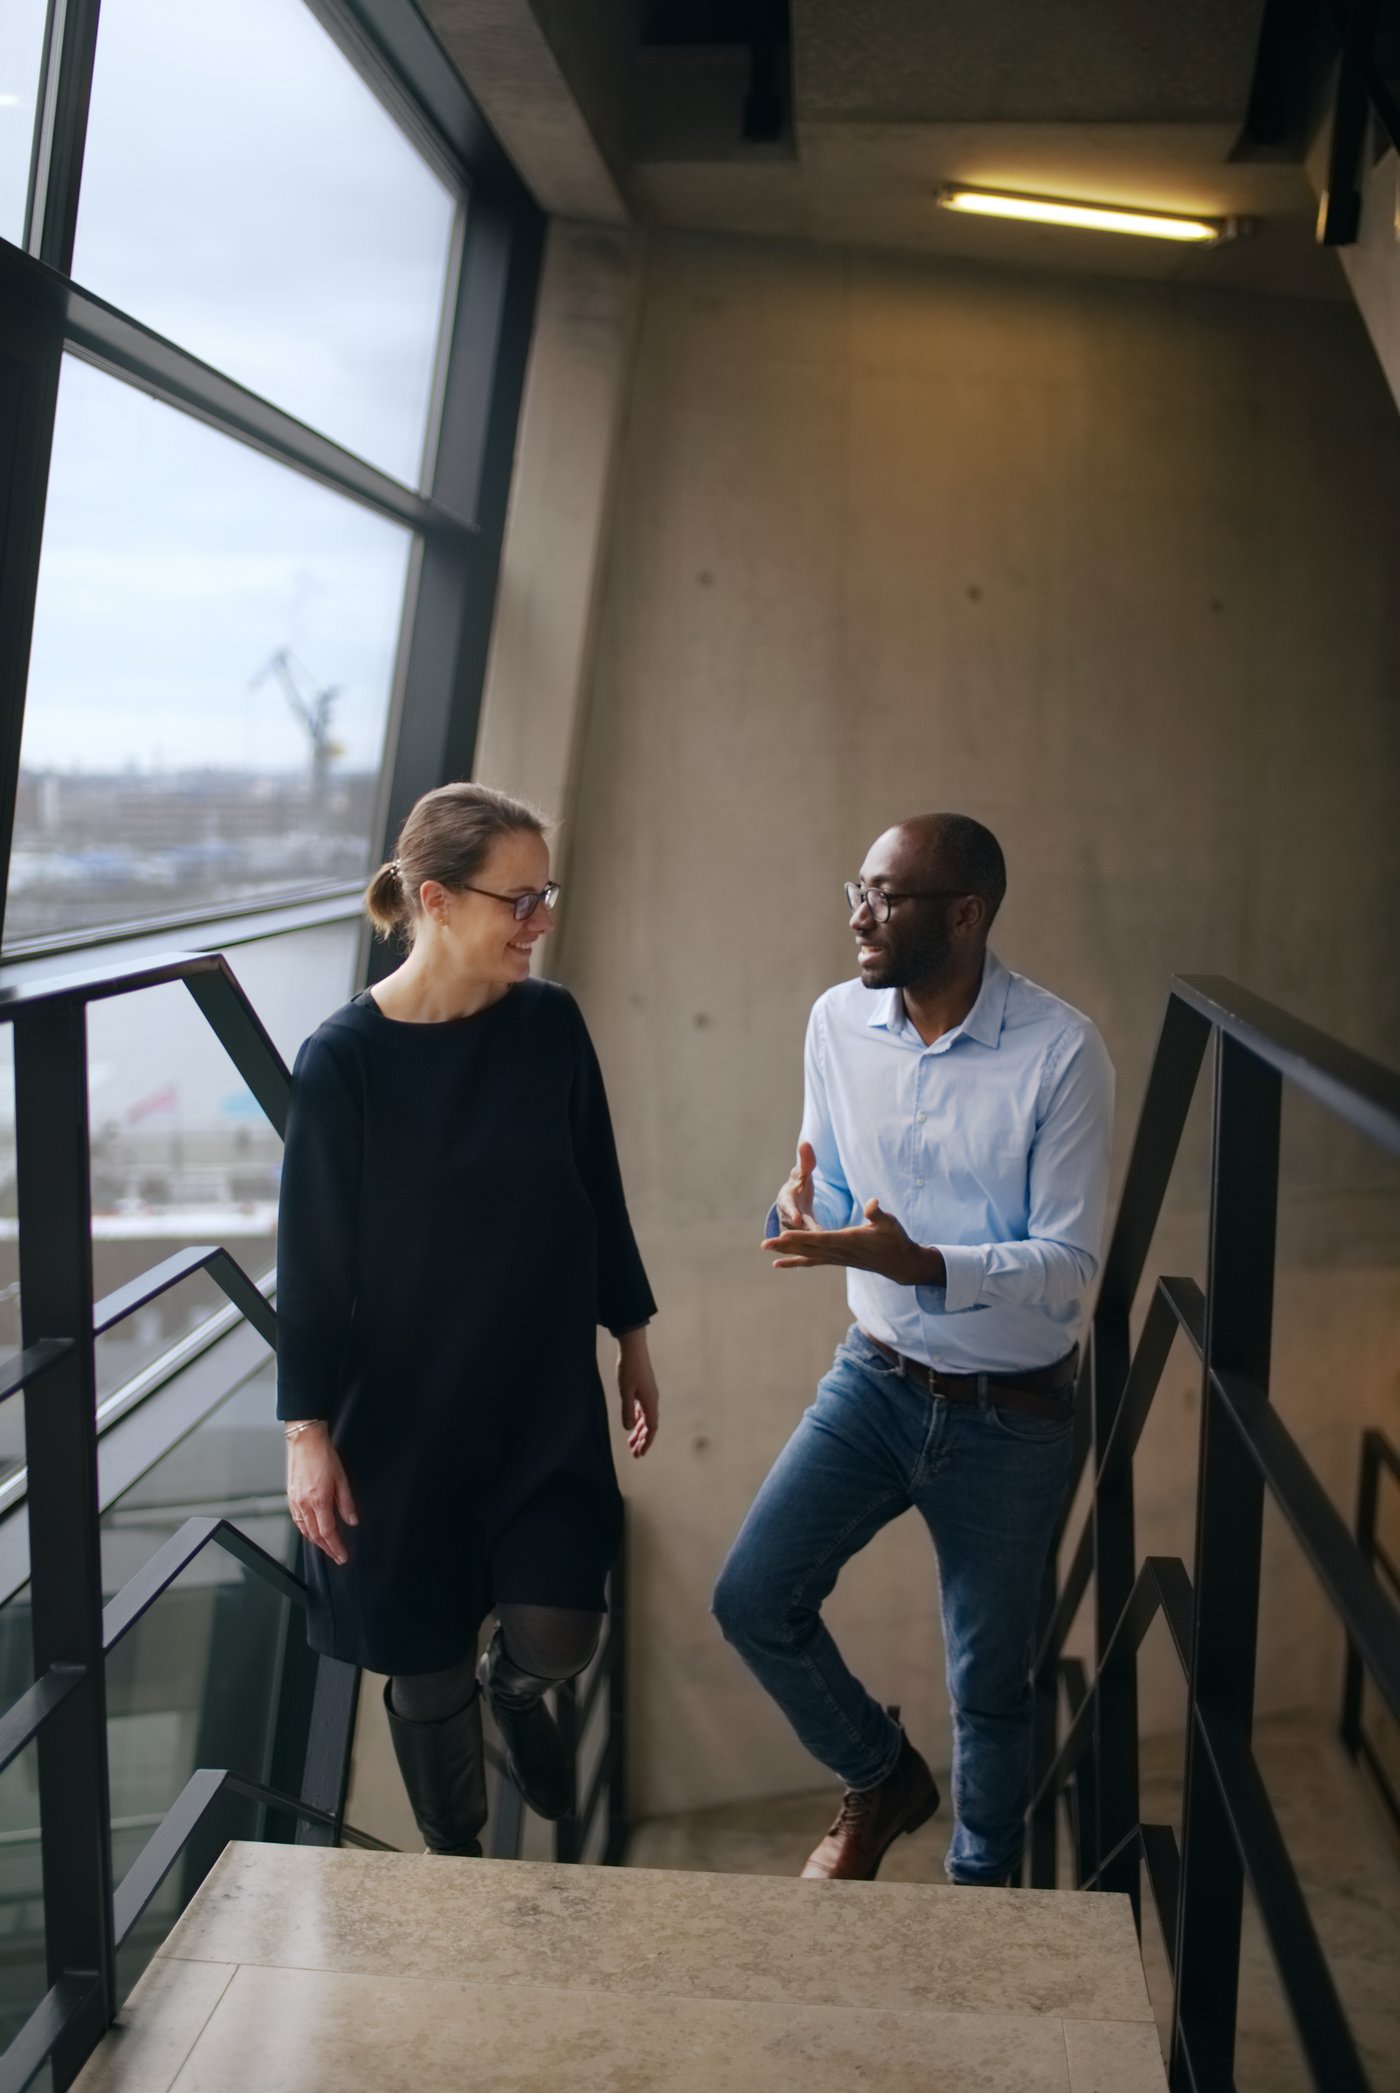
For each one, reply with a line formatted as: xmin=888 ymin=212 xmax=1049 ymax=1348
xmin=1171 ymin=1036 xmax=1280 ymax=2090
xmin=14 ymin=1001 xmax=116 ymax=2087
xmin=1029 ymin=1559 xmax=1060 ymax=1886
xmin=606 ymin=1520 xmax=630 ymax=1867
xmin=1340 ymin=1432 xmax=1380 ymax=1759
xmin=294 ymin=1657 xmax=360 ymax=1848
xmin=1091 ymin=1313 xmax=1140 ymax=1918
xmin=1060 ymin=1657 xmax=1097 ymax=1889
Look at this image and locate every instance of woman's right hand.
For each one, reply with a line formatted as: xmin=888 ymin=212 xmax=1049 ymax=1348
xmin=286 ymin=1424 xmax=359 ymax=1566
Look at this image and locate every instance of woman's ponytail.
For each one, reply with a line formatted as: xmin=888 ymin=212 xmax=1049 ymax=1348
xmin=363 ymin=858 xmax=407 ymax=939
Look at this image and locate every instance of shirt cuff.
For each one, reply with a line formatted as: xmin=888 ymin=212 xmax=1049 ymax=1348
xmin=931 ymin=1244 xmax=988 ymax=1314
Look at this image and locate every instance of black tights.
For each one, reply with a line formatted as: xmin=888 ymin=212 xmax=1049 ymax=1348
xmin=390 ymin=1604 xmax=602 ymax=1723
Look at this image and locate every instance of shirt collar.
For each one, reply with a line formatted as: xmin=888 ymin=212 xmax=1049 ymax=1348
xmin=866 ymin=950 xmax=1010 ymax=1050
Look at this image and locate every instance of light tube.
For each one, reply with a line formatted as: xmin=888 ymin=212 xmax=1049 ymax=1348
xmin=937 ymin=186 xmax=1228 ymax=244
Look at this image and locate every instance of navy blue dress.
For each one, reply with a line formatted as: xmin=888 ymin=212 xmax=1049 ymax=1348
xmin=275 ymin=979 xmax=656 ymax=1673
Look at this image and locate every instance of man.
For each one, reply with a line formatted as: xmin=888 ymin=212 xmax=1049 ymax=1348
xmin=712 ymin=814 xmax=1113 ymax=1887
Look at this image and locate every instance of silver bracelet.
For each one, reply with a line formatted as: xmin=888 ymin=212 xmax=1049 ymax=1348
xmin=283 ymin=1418 xmax=327 ymax=1440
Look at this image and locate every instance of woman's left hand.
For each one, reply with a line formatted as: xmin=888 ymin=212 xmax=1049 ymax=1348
xmin=616 ymin=1328 xmax=659 ymax=1458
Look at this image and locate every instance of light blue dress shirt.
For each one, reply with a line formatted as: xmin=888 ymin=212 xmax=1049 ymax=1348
xmin=772 ymin=951 xmax=1115 ymax=1376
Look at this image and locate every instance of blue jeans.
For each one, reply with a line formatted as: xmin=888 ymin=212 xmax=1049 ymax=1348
xmin=713 ymin=1325 xmax=1075 ymax=1885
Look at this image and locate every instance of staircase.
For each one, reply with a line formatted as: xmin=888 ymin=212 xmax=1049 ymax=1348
xmin=76 ymin=1843 xmax=1166 ymax=2092
xmin=3 ymin=954 xmax=1395 ymax=2092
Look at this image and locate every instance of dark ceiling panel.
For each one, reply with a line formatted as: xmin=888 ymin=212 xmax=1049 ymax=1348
xmin=796 ymin=0 xmax=1271 ymax=126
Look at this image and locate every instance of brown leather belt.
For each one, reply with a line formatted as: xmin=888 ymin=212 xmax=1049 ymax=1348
xmin=859 ymin=1330 xmax=1078 ymax=1420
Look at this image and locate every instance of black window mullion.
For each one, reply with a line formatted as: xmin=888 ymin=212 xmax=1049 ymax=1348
xmin=367 ymin=184 xmax=545 ymax=966
xmin=26 ymin=0 xmax=103 ymax=273
xmin=63 ymin=277 xmax=468 ymax=535
xmin=322 ymin=0 xmax=531 ymax=203
xmin=0 ymin=249 xmax=65 ymax=952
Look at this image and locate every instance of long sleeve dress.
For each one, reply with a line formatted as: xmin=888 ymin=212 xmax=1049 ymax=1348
xmin=275 ymin=978 xmax=656 ymax=1674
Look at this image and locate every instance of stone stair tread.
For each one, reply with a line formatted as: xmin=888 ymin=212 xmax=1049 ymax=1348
xmin=77 ymin=1842 xmax=1168 ymax=2092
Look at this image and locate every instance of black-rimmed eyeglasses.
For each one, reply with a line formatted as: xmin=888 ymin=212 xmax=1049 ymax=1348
xmin=844 ymin=881 xmax=966 ymax=924
xmin=462 ymin=881 xmax=561 ymax=923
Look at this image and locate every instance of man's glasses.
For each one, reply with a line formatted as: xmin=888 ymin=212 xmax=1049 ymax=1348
xmin=844 ymin=882 xmax=966 ymax=924
xmin=462 ymin=881 xmax=561 ymax=923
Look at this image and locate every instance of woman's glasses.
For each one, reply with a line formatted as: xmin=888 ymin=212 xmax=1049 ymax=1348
xmin=462 ymin=881 xmax=561 ymax=923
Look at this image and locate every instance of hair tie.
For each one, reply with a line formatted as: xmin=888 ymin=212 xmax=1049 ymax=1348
xmin=389 ymin=859 xmax=403 ymax=880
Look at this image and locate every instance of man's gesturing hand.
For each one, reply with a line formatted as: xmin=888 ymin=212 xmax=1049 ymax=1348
xmin=775 ymin=1140 xmax=820 ymax=1231
xmin=762 ymin=1196 xmax=947 ymax=1289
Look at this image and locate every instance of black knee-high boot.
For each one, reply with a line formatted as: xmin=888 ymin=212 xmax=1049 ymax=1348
xmin=383 ymin=1680 xmax=488 ymax=1856
xmin=477 ymin=1624 xmax=574 ymax=1822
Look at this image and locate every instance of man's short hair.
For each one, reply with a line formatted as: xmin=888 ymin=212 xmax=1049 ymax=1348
xmin=925 ymin=813 xmax=1007 ymax=928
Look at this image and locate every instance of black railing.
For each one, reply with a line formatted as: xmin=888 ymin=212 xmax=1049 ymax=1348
xmin=1029 ymin=975 xmax=1400 ymax=2093
xmin=0 ymin=946 xmax=371 ymax=2093
xmin=1340 ymin=1428 xmax=1400 ymax=1839
xmin=0 ymin=940 xmax=635 ymax=2089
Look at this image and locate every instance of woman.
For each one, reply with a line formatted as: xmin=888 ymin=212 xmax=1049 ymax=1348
xmin=276 ymin=782 xmax=659 ymax=1856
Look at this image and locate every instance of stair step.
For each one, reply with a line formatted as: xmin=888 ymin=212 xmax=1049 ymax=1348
xmin=77 ymin=1843 xmax=1167 ymax=2091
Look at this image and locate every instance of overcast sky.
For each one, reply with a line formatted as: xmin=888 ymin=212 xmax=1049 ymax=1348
xmin=5 ymin=0 xmax=460 ymax=774
xmin=0 ymin=3 xmax=47 ymax=242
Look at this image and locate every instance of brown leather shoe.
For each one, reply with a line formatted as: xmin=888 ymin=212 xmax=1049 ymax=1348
xmin=800 ymin=1735 xmax=940 ymax=1881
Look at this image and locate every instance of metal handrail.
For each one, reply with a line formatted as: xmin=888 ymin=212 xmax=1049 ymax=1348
xmin=0 ymin=949 xmax=313 ymax=2093
xmin=0 ymin=939 xmax=634 ymax=2089
xmin=1030 ymin=974 xmax=1400 ymax=2093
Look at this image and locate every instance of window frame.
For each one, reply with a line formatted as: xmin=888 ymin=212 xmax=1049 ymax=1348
xmin=0 ymin=0 xmax=544 ymax=959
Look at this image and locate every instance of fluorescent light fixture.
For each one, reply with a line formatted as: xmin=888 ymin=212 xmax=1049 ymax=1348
xmin=0 ymin=94 xmax=24 ymax=109
xmin=937 ymin=185 xmax=1231 ymax=245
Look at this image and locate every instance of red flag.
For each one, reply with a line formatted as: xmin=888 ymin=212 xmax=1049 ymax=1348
xmin=125 ymin=1083 xmax=177 ymax=1124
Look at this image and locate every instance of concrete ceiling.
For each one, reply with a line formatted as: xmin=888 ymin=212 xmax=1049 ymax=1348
xmin=422 ymin=0 xmax=1347 ymax=299
xmin=416 ymin=0 xmax=639 ymax=223
xmin=795 ymin=0 xmax=1269 ymax=125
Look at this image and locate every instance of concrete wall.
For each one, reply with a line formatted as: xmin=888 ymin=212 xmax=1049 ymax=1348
xmin=474 ymin=217 xmax=641 ymax=871
xmin=491 ymin=228 xmax=1400 ymax=1817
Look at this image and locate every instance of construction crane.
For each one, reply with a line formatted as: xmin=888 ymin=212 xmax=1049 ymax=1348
xmin=249 ymin=649 xmax=345 ymax=814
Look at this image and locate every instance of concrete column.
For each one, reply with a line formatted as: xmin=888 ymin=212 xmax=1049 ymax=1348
xmin=473 ymin=219 xmax=643 ymax=884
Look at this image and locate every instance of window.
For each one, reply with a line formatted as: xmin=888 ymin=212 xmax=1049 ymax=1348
xmin=0 ymin=0 xmax=47 ymax=245
xmin=73 ymin=0 xmax=460 ymax=485
xmin=3 ymin=0 xmax=538 ymax=961
xmin=7 ymin=359 xmax=413 ymax=946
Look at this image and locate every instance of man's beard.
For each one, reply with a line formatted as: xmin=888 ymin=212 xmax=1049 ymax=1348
xmin=859 ymin=919 xmax=956 ymax=991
